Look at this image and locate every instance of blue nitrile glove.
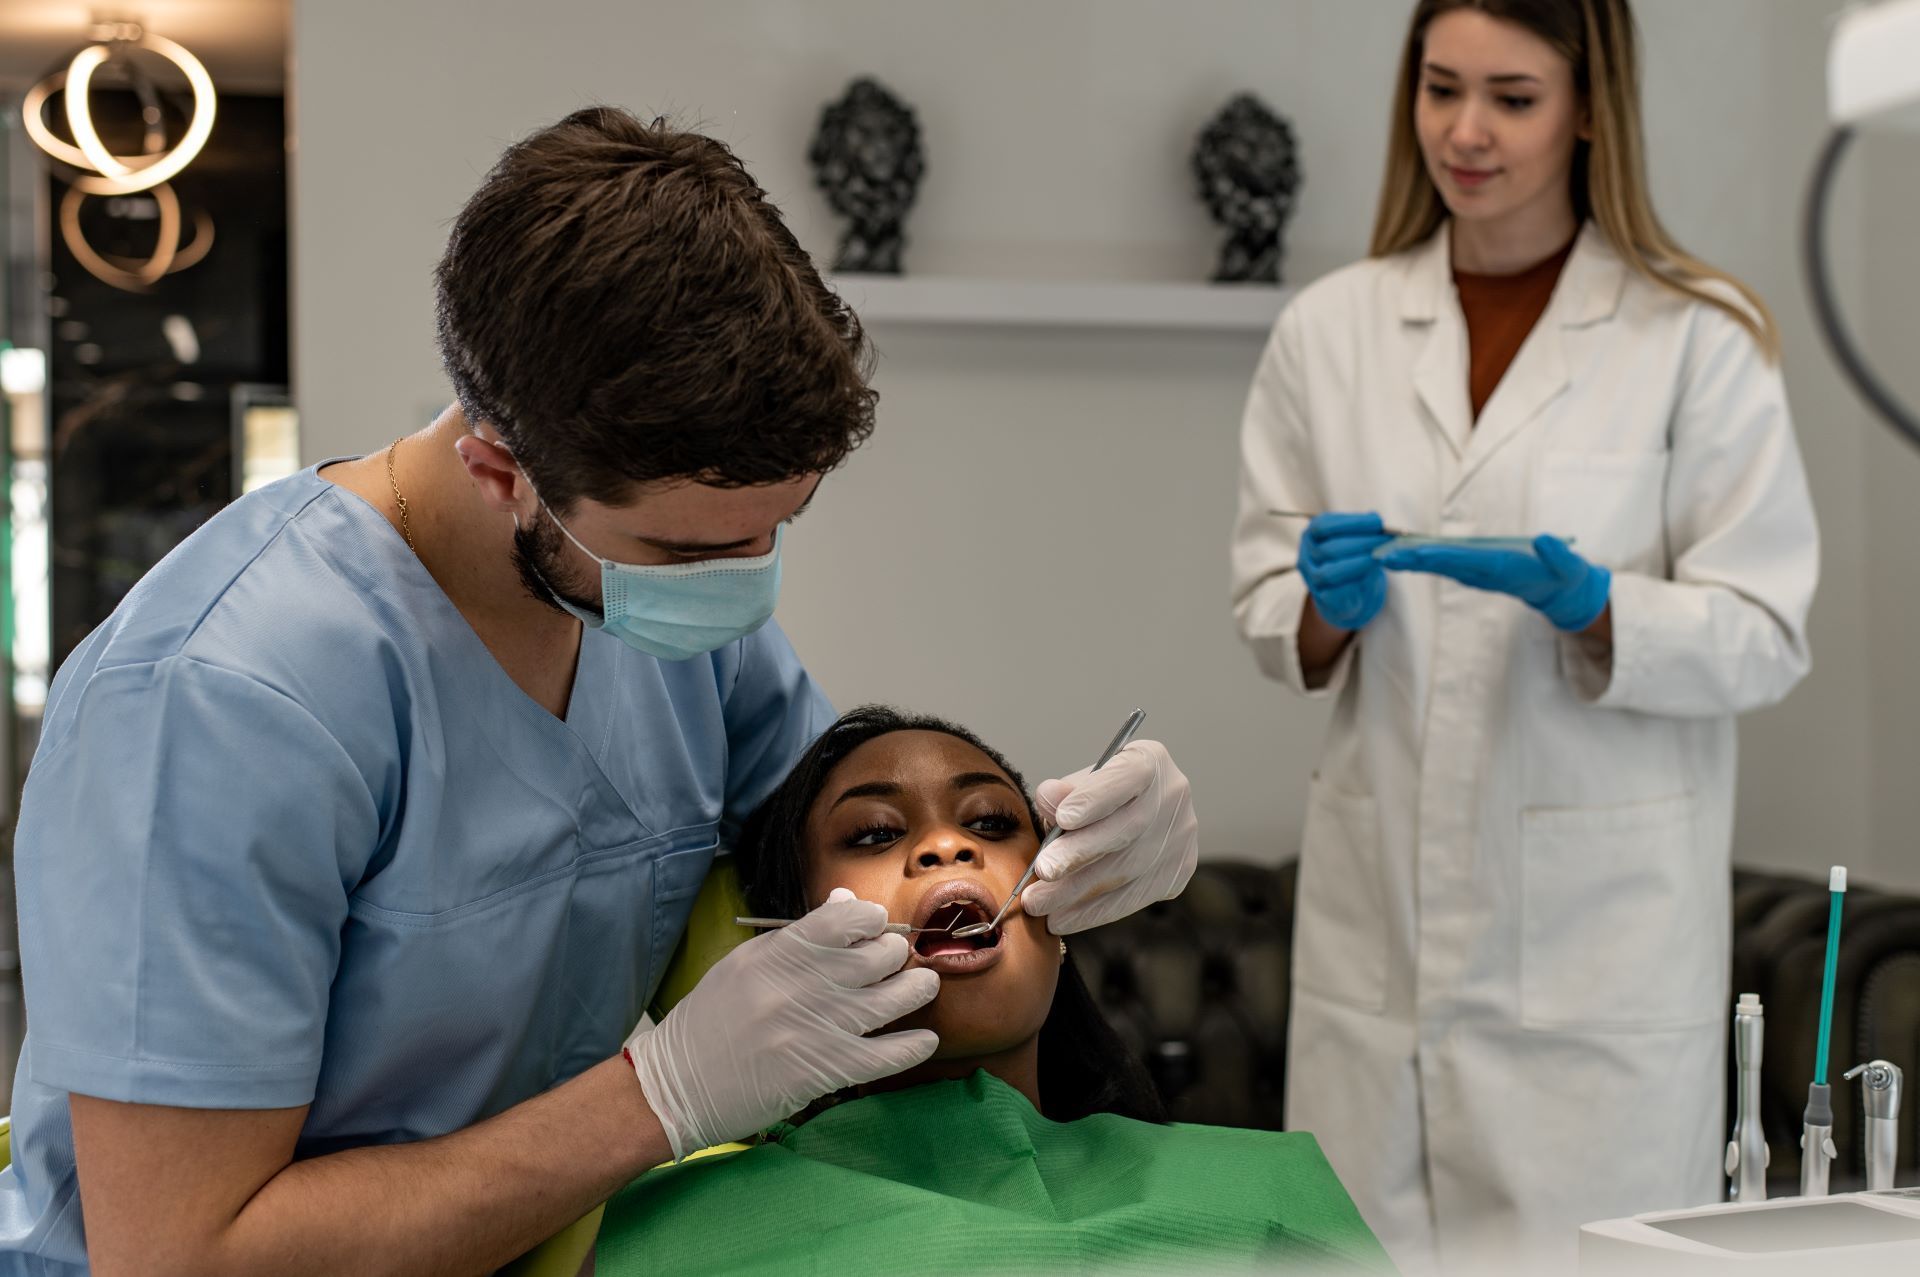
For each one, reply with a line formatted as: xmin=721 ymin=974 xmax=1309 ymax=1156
xmin=1298 ymin=511 xmax=1394 ymax=631
xmin=1380 ymin=534 xmax=1610 ymax=633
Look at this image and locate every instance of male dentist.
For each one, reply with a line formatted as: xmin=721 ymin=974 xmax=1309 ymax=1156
xmin=0 ymin=108 xmax=1198 ymax=1275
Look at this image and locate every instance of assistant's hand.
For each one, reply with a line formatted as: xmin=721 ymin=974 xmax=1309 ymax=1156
xmin=1298 ymin=512 xmax=1394 ymax=631
xmin=625 ymin=888 xmax=939 ymax=1160
xmin=1381 ymin=534 xmax=1610 ymax=633
xmin=1021 ymin=740 xmax=1198 ymax=934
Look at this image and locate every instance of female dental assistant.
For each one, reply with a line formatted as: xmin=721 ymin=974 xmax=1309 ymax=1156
xmin=1 ymin=110 xmax=1198 ymax=1277
xmin=1231 ymin=0 xmax=1817 ymax=1269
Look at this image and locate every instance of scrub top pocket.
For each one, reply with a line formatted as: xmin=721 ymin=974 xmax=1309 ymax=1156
xmin=323 ymin=829 xmax=710 ymax=1137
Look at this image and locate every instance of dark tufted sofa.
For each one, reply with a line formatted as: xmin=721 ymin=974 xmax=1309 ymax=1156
xmin=1078 ymin=862 xmax=1920 ymax=1191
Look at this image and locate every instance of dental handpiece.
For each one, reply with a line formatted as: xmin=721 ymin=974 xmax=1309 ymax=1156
xmin=1726 ymin=993 xmax=1769 ymax=1202
xmin=1845 ymin=1060 xmax=1904 ymax=1192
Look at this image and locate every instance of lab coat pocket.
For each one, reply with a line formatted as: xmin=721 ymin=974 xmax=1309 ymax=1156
xmin=1535 ymin=451 xmax=1669 ymax=572
xmin=1293 ymin=779 xmax=1388 ymax=1013
xmin=1520 ymin=792 xmax=1715 ymax=1030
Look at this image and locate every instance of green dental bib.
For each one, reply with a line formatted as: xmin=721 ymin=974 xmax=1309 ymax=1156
xmin=597 ymin=1070 xmax=1392 ymax=1275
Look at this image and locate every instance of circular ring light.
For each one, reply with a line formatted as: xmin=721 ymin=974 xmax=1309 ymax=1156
xmin=113 ymin=206 xmax=215 ymax=276
xmin=23 ymin=33 xmax=217 ymax=196
xmin=22 ymin=59 xmax=166 ymax=172
xmin=59 ymin=181 xmax=183 ymax=290
xmin=22 ymin=70 xmax=104 ymax=171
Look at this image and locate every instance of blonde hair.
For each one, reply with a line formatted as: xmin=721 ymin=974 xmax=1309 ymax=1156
xmin=1370 ymin=0 xmax=1779 ymax=361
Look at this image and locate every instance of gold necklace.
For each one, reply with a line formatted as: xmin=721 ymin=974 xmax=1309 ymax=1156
xmin=385 ymin=439 xmax=415 ymax=552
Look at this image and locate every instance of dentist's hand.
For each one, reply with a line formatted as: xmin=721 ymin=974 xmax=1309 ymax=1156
xmin=1022 ymin=740 xmax=1199 ymax=934
xmin=624 ymin=888 xmax=938 ymax=1160
xmin=1381 ymin=534 xmax=1610 ymax=633
xmin=1298 ymin=512 xmax=1393 ymax=631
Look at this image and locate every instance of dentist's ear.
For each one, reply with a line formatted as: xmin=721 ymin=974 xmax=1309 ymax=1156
xmin=455 ymin=431 xmax=534 ymax=521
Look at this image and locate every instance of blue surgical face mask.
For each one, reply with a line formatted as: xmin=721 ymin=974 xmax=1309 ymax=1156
xmin=530 ymin=502 xmax=784 ymax=662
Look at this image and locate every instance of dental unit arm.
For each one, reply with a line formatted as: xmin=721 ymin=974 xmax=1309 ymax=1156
xmin=1806 ymin=0 xmax=1920 ymax=448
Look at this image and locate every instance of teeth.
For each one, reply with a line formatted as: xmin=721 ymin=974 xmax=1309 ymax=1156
xmin=913 ymin=896 xmax=1000 ymax=956
xmin=922 ymin=900 xmax=986 ymax=931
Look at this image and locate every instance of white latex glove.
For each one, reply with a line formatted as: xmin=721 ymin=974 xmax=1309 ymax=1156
xmin=624 ymin=888 xmax=939 ymax=1160
xmin=1020 ymin=739 xmax=1199 ymax=934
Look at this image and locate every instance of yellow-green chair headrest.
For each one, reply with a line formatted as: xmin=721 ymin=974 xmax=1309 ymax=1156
xmin=651 ymin=856 xmax=756 ymax=1019
xmin=511 ymin=859 xmax=757 ymax=1274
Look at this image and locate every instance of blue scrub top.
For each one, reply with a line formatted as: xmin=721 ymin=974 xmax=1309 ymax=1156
xmin=0 ymin=462 xmax=835 ymax=1271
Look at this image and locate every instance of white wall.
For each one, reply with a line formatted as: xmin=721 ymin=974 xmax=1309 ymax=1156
xmin=1862 ymin=128 xmax=1920 ymax=892
xmin=291 ymin=1 xmax=1919 ymax=888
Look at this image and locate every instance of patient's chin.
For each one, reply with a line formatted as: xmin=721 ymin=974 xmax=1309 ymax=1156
xmin=887 ymin=959 xmax=1058 ymax=1062
xmin=899 ymin=1007 xmax=1035 ymax=1064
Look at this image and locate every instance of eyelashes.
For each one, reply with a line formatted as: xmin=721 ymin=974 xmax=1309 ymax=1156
xmin=969 ymin=811 xmax=1021 ymax=836
xmin=1422 ymin=83 xmax=1537 ymax=111
xmin=841 ymin=806 xmax=1026 ymax=851
xmin=846 ymin=820 xmax=903 ymax=849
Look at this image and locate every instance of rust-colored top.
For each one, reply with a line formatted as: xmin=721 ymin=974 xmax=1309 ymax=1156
xmin=1454 ymin=237 xmax=1576 ymax=421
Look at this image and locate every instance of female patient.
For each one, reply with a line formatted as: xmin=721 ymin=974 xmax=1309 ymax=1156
xmin=594 ymin=707 xmax=1391 ymax=1274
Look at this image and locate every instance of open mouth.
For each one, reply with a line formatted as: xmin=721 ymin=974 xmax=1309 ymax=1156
xmin=909 ymin=882 xmax=1006 ymax=974
xmin=914 ymin=900 xmax=1001 ymax=959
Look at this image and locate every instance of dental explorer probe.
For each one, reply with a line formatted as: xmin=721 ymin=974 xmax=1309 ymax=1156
xmin=733 ymin=917 xmax=954 ymax=937
xmin=1726 ymin=993 xmax=1768 ymax=1201
xmin=950 ymin=709 xmax=1147 ymax=940
xmin=1800 ymin=865 xmax=1848 ymax=1198
xmin=1844 ymin=1060 xmax=1903 ymax=1192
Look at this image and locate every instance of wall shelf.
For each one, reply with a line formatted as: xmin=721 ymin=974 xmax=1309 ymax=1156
xmin=829 ymin=274 xmax=1291 ymax=333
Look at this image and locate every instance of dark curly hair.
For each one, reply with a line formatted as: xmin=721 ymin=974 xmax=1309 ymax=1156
xmin=734 ymin=705 xmax=1167 ymax=1125
xmin=435 ymin=106 xmax=878 ymax=510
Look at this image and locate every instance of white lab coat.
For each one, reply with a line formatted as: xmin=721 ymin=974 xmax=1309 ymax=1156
xmin=1231 ymin=222 xmax=1818 ymax=1272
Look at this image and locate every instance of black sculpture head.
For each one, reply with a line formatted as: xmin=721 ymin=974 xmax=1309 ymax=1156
xmin=1193 ymin=93 xmax=1301 ymax=284
xmin=809 ymin=77 xmax=924 ymax=274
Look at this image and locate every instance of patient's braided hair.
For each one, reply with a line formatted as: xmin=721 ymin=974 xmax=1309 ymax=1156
xmin=735 ymin=705 xmax=1167 ymax=1125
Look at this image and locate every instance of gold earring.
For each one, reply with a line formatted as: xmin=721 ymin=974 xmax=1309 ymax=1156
xmin=1058 ymin=939 xmax=1068 ymax=959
